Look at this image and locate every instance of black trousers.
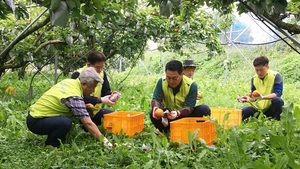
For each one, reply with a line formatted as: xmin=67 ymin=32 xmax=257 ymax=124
xmin=150 ymin=105 xmax=211 ymax=132
xmin=26 ymin=113 xmax=72 ymax=147
xmin=242 ymin=97 xmax=284 ymax=120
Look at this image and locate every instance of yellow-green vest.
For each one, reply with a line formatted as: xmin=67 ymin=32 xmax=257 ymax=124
xmin=30 ymin=79 xmax=83 ymax=118
xmin=77 ymin=66 xmax=104 ymax=115
xmin=162 ymin=75 xmax=194 ymax=111
xmin=253 ymin=70 xmax=277 ymax=112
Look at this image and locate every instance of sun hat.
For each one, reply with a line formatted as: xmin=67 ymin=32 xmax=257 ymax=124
xmin=183 ymin=59 xmax=196 ymax=68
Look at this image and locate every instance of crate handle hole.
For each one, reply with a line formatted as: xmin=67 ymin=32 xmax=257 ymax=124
xmin=196 ymin=120 xmax=206 ymax=123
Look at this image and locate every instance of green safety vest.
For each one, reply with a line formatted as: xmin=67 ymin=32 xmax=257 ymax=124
xmin=77 ymin=66 xmax=104 ymax=115
xmin=253 ymin=70 xmax=277 ymax=112
xmin=162 ymin=76 xmax=193 ymax=111
xmin=29 ymin=79 xmax=83 ymax=118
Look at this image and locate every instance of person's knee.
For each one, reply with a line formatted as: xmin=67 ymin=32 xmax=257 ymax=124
xmin=193 ymin=105 xmax=211 ymax=116
xmin=202 ymin=105 xmax=211 ymax=116
xmin=272 ymin=97 xmax=284 ymax=106
xmin=61 ymin=118 xmax=72 ymax=131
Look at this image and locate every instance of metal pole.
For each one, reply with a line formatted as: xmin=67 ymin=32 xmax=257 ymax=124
xmin=0 ymin=8 xmax=48 ymax=56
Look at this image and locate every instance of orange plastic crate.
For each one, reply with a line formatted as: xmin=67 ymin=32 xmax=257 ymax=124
xmin=170 ymin=117 xmax=216 ymax=145
xmin=210 ymin=108 xmax=242 ymax=129
xmin=103 ymin=111 xmax=144 ymax=137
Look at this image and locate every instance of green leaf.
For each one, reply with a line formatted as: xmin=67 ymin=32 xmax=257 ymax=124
xmin=269 ymin=134 xmax=287 ymax=148
xmin=258 ymin=127 xmax=269 ymax=135
xmin=293 ymin=105 xmax=300 ymax=120
xmin=65 ymin=0 xmax=77 ymax=9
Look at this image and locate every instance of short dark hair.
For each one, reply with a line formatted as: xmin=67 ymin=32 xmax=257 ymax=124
xmin=165 ymin=60 xmax=183 ymax=74
xmin=87 ymin=51 xmax=106 ymax=65
xmin=253 ymin=56 xmax=269 ymax=67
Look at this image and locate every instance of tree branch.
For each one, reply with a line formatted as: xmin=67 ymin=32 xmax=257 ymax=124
xmin=265 ymin=13 xmax=300 ymax=34
xmin=0 ymin=16 xmax=50 ymax=58
xmin=34 ymin=40 xmax=67 ymax=53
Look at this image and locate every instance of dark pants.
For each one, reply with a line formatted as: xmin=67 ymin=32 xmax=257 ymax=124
xmin=242 ymin=97 xmax=284 ymax=121
xmin=150 ymin=104 xmax=211 ymax=132
xmin=91 ymin=108 xmax=114 ymax=125
xmin=26 ymin=114 xmax=72 ymax=147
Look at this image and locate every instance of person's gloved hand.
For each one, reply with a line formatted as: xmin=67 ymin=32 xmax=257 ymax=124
xmin=101 ymin=95 xmax=116 ymax=106
xmin=161 ymin=117 xmax=169 ymax=127
xmin=166 ymin=111 xmax=179 ymax=120
xmin=108 ymin=91 xmax=121 ymax=102
xmin=103 ymin=137 xmax=113 ymax=149
xmin=237 ymin=96 xmax=249 ymax=103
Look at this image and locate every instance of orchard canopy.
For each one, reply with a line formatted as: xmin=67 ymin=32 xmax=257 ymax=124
xmin=0 ymin=0 xmax=299 ymax=77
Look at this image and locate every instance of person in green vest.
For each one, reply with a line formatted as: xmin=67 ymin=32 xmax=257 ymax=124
xmin=26 ymin=67 xmax=114 ymax=148
xmin=71 ymin=51 xmax=119 ymax=127
xmin=240 ymin=56 xmax=284 ymax=120
xmin=183 ymin=59 xmax=203 ymax=100
xmin=182 ymin=59 xmax=196 ymax=79
xmin=150 ymin=60 xmax=211 ymax=132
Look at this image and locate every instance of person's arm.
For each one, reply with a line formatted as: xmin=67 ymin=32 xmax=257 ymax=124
xmin=177 ymin=82 xmax=197 ymax=118
xmin=71 ymin=71 xmax=80 ymax=79
xmin=250 ymin=77 xmax=256 ymax=92
xmin=61 ymin=97 xmax=102 ymax=140
xmin=263 ymin=73 xmax=283 ymax=99
xmin=151 ymin=78 xmax=164 ymax=108
xmin=101 ymin=71 xmax=112 ymax=97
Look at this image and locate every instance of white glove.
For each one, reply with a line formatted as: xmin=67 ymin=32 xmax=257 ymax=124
xmin=101 ymin=95 xmax=116 ymax=106
xmin=103 ymin=137 xmax=113 ymax=149
xmin=161 ymin=117 xmax=169 ymax=127
xmin=167 ymin=111 xmax=179 ymax=120
xmin=237 ymin=96 xmax=249 ymax=103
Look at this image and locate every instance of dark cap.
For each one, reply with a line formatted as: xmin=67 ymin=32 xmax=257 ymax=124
xmin=183 ymin=59 xmax=196 ymax=68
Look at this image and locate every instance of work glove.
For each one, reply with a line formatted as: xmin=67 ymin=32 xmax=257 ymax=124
xmin=161 ymin=117 xmax=169 ymax=127
xmin=103 ymin=137 xmax=113 ymax=149
xmin=108 ymin=91 xmax=121 ymax=102
xmin=166 ymin=111 xmax=179 ymax=120
xmin=237 ymin=96 xmax=249 ymax=103
xmin=101 ymin=95 xmax=116 ymax=106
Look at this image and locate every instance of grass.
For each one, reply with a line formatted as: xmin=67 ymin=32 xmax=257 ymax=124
xmin=1 ymin=52 xmax=300 ymax=168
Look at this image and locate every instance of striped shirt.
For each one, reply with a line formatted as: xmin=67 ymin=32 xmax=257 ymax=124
xmin=61 ymin=96 xmax=90 ymax=118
